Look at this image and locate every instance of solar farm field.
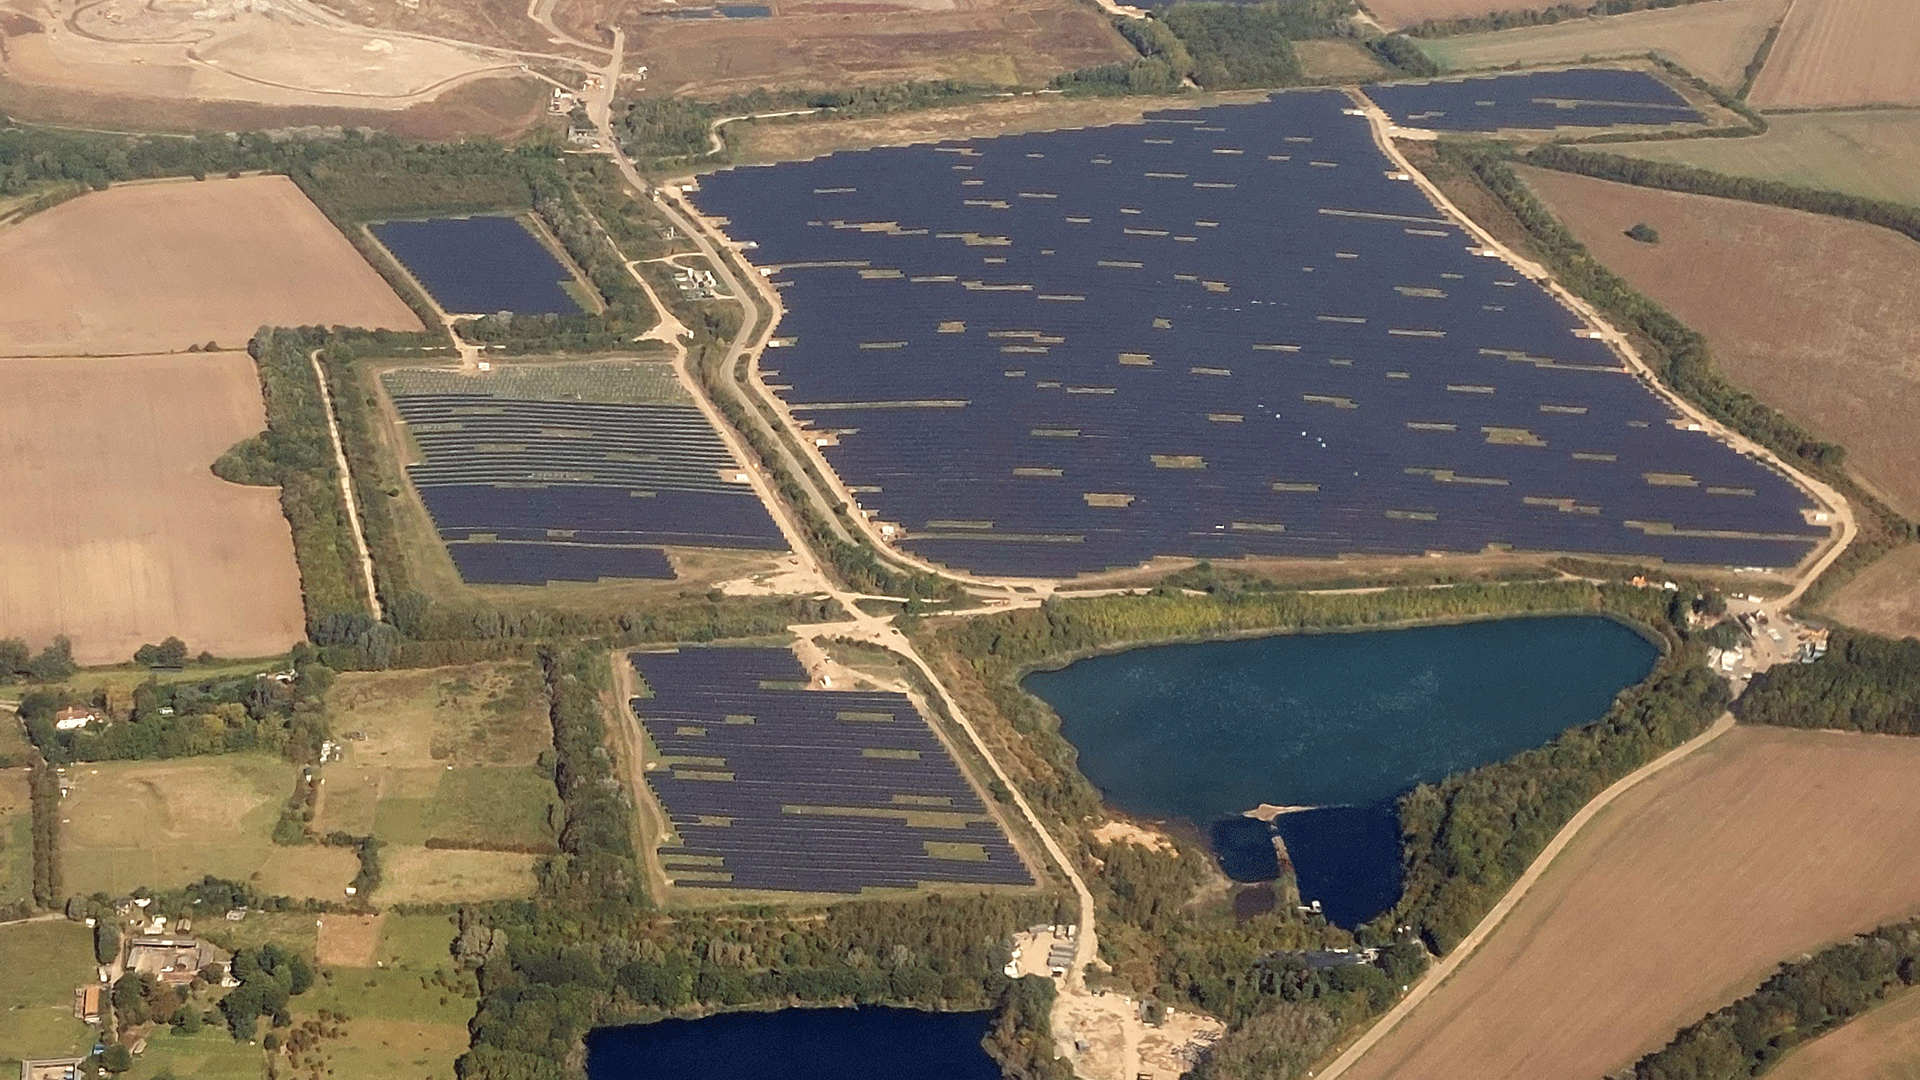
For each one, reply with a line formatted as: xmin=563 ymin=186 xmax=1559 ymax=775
xmin=629 ymin=647 xmax=1033 ymax=896
xmin=689 ymin=89 xmax=1826 ymax=578
xmin=372 ymin=215 xmax=587 ymax=315
xmin=1361 ymin=68 xmax=1704 ymax=133
xmin=380 ymin=362 xmax=787 ymax=587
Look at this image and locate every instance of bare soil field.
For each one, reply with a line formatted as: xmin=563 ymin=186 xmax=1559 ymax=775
xmin=1749 ymin=0 xmax=1920 ymax=108
xmin=1420 ymin=0 xmax=1788 ymax=87
xmin=0 ymin=352 xmax=307 ymax=665
xmin=1339 ymin=726 xmax=1920 ymax=1080
xmin=60 ymin=755 xmax=360 ymax=898
xmin=1768 ymin=983 xmax=1920 ymax=1080
xmin=1821 ymin=544 xmax=1920 ymax=638
xmin=0 ymin=0 xmax=534 ymax=117
xmin=317 ymin=912 xmax=386 ymax=967
xmin=1294 ymin=38 xmax=1389 ymax=81
xmin=1365 ymin=0 xmax=1566 ymax=31
xmin=0 ymin=175 xmax=421 ymax=357
xmin=611 ymin=0 xmax=1133 ymax=97
xmin=1608 ymin=108 xmax=1920 ymax=208
xmin=1519 ymin=166 xmax=1920 ymax=519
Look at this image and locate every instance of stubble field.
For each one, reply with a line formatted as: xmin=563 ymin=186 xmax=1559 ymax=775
xmin=1339 ymin=726 xmax=1920 ymax=1080
xmin=1419 ymin=0 xmax=1788 ymax=87
xmin=0 ymin=352 xmax=308 ymax=665
xmin=1518 ymin=166 xmax=1920 ymax=520
xmin=1767 ymin=983 xmax=1920 ymax=1080
xmin=1749 ymin=0 xmax=1920 ymax=107
xmin=1821 ymin=544 xmax=1920 ymax=639
xmin=0 ymin=174 xmax=422 ymax=357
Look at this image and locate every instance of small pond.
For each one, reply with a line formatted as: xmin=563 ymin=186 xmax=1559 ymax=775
xmin=586 ymin=1007 xmax=997 ymax=1080
xmin=1024 ymin=615 xmax=1658 ymax=926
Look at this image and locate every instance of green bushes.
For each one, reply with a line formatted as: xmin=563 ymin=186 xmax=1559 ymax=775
xmin=1737 ymin=632 xmax=1920 ymax=735
xmin=1632 ymin=917 xmax=1920 ymax=1078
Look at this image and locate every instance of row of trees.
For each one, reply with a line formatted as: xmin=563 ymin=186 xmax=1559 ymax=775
xmin=1401 ymin=0 xmax=1713 ymax=38
xmin=0 ymin=635 xmax=76 ymax=685
xmin=14 ymin=658 xmax=332 ymax=763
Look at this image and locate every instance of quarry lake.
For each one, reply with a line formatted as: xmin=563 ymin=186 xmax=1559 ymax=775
xmin=1024 ymin=615 xmax=1659 ymax=926
xmin=586 ymin=1007 xmax=997 ymax=1080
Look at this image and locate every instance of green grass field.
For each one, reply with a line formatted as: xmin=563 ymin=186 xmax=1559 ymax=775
xmin=123 ymin=1027 xmax=264 ymax=1080
xmin=291 ymin=913 xmax=474 ymax=1080
xmin=1608 ymin=110 xmax=1920 ymax=208
xmin=61 ymin=755 xmax=357 ymax=899
xmin=0 ymin=920 xmax=98 ymax=1065
xmin=0 ymin=769 xmax=33 ymax=906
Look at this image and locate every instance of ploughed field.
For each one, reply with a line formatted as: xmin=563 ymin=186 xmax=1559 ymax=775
xmin=372 ymin=214 xmax=585 ymax=316
xmin=1361 ymin=68 xmax=1703 ymax=133
xmin=382 ymin=362 xmax=787 ymax=586
xmin=0 ymin=352 xmax=306 ymax=665
xmin=0 ymin=174 xmax=421 ymax=356
xmin=629 ymin=647 xmax=1032 ymax=895
xmin=1519 ymin=166 xmax=1920 ymax=521
xmin=690 ymin=88 xmax=1824 ymax=578
xmin=1338 ymin=726 xmax=1920 ymax=1080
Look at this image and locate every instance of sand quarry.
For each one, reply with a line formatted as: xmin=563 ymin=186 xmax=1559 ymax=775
xmin=1338 ymin=725 xmax=1920 ymax=1080
xmin=0 ymin=175 xmax=421 ymax=663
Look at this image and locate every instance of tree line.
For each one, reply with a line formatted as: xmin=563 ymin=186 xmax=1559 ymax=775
xmin=1401 ymin=0 xmax=1714 ymax=38
xmin=1736 ymin=631 xmax=1920 ymax=735
xmin=1437 ymin=141 xmax=1915 ymax=604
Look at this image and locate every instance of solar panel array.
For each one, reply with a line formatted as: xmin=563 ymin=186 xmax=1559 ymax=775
xmin=384 ymin=363 xmax=787 ymax=585
xmin=372 ymin=215 xmax=586 ymax=315
xmin=630 ymin=648 xmax=1033 ymax=893
xmin=687 ymin=89 xmax=1823 ymax=578
xmin=1362 ymin=69 xmax=1702 ymax=132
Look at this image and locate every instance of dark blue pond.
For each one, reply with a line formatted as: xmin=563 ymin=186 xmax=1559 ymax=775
xmin=1025 ymin=615 xmax=1658 ymax=926
xmin=372 ymin=214 xmax=584 ymax=315
xmin=587 ymin=1008 xmax=997 ymax=1080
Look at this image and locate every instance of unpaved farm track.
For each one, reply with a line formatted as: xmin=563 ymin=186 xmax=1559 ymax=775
xmin=1329 ymin=725 xmax=1920 ymax=1080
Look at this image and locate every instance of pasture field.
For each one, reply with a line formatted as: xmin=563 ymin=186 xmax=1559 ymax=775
xmin=316 ymin=664 xmax=557 ymax=902
xmin=1519 ymin=166 xmax=1920 ymax=519
xmin=1418 ymin=0 xmax=1788 ymax=87
xmin=1338 ymin=726 xmax=1920 ymax=1080
xmin=1749 ymin=0 xmax=1920 ymax=108
xmin=0 ymin=175 xmax=421 ymax=357
xmin=0 ymin=920 xmax=99 ymax=1063
xmin=1294 ymin=39 xmax=1390 ymax=81
xmin=1768 ymin=983 xmax=1920 ymax=1080
xmin=0 ymin=353 xmax=307 ymax=666
xmin=120 ymin=1028 xmax=263 ymax=1080
xmin=1606 ymin=108 xmax=1920 ymax=208
xmin=0 ymin=769 xmax=31 ymax=907
xmin=599 ymin=0 xmax=1132 ymax=97
xmin=59 ymin=755 xmax=359 ymax=898
xmin=1822 ymin=545 xmax=1920 ymax=638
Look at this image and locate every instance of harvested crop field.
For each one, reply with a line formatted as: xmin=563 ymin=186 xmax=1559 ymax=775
xmin=1364 ymin=0 xmax=1565 ymax=30
xmin=1338 ymin=726 xmax=1920 ymax=1080
xmin=60 ymin=755 xmax=360 ymax=898
xmin=1749 ymin=0 xmax=1920 ymax=107
xmin=1822 ymin=544 xmax=1920 ymax=639
xmin=0 ymin=352 xmax=306 ymax=665
xmin=0 ymin=174 xmax=421 ymax=357
xmin=1519 ymin=166 xmax=1920 ymax=519
xmin=612 ymin=0 xmax=1132 ymax=96
xmin=1419 ymin=0 xmax=1788 ymax=87
xmin=1767 ymin=983 xmax=1920 ymax=1080
xmin=1606 ymin=108 xmax=1920 ymax=209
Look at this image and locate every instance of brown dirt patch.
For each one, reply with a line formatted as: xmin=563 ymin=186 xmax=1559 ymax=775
xmin=612 ymin=0 xmax=1134 ymax=97
xmin=316 ymin=913 xmax=386 ymax=967
xmin=1421 ymin=0 xmax=1789 ymax=87
xmin=1341 ymin=726 xmax=1920 ymax=1080
xmin=0 ymin=175 xmax=421 ymax=356
xmin=1820 ymin=544 xmax=1920 ymax=638
xmin=1767 ymin=983 xmax=1920 ymax=1080
xmin=1749 ymin=0 xmax=1920 ymax=107
xmin=1519 ymin=166 xmax=1920 ymax=519
xmin=0 ymin=352 xmax=305 ymax=664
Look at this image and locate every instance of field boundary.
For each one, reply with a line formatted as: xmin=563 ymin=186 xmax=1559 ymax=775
xmin=1316 ymin=711 xmax=1736 ymax=1079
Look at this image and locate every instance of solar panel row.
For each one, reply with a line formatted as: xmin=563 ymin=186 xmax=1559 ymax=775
xmin=687 ymin=87 xmax=1822 ymax=579
xmin=372 ymin=215 xmax=586 ymax=316
xmin=630 ymin=648 xmax=1033 ymax=893
xmin=385 ymin=368 xmax=787 ymax=585
xmin=1362 ymin=69 xmax=1703 ymax=132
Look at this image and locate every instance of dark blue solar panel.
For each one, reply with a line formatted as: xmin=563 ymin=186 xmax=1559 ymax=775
xmin=1362 ymin=69 xmax=1701 ymax=132
xmin=372 ymin=215 xmax=585 ymax=315
xmin=687 ymin=88 xmax=1822 ymax=578
xmin=629 ymin=648 xmax=1034 ymax=893
xmin=448 ymin=542 xmax=674 ymax=584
